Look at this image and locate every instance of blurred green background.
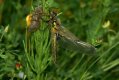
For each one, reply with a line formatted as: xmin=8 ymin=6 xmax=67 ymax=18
xmin=0 ymin=0 xmax=119 ymax=80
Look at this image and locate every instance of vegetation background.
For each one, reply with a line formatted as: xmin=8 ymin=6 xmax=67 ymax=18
xmin=0 ymin=0 xmax=119 ymax=80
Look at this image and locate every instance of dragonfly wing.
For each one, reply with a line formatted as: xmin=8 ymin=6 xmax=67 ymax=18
xmin=57 ymin=26 xmax=96 ymax=54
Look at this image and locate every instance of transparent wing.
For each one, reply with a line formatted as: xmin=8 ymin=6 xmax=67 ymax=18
xmin=57 ymin=26 xmax=96 ymax=54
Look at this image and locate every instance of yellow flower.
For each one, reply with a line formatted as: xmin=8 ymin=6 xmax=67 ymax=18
xmin=102 ymin=20 xmax=110 ymax=28
xmin=4 ymin=25 xmax=9 ymax=33
xmin=26 ymin=14 xmax=32 ymax=27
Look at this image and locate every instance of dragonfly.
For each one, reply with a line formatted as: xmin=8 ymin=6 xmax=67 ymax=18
xmin=26 ymin=7 xmax=96 ymax=62
xmin=48 ymin=11 xmax=96 ymax=62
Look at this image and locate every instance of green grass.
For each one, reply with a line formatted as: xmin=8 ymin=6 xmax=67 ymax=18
xmin=0 ymin=0 xmax=119 ymax=80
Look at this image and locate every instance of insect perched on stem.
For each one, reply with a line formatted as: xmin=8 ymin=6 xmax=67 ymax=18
xmin=48 ymin=10 xmax=96 ymax=62
xmin=26 ymin=7 xmax=96 ymax=63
